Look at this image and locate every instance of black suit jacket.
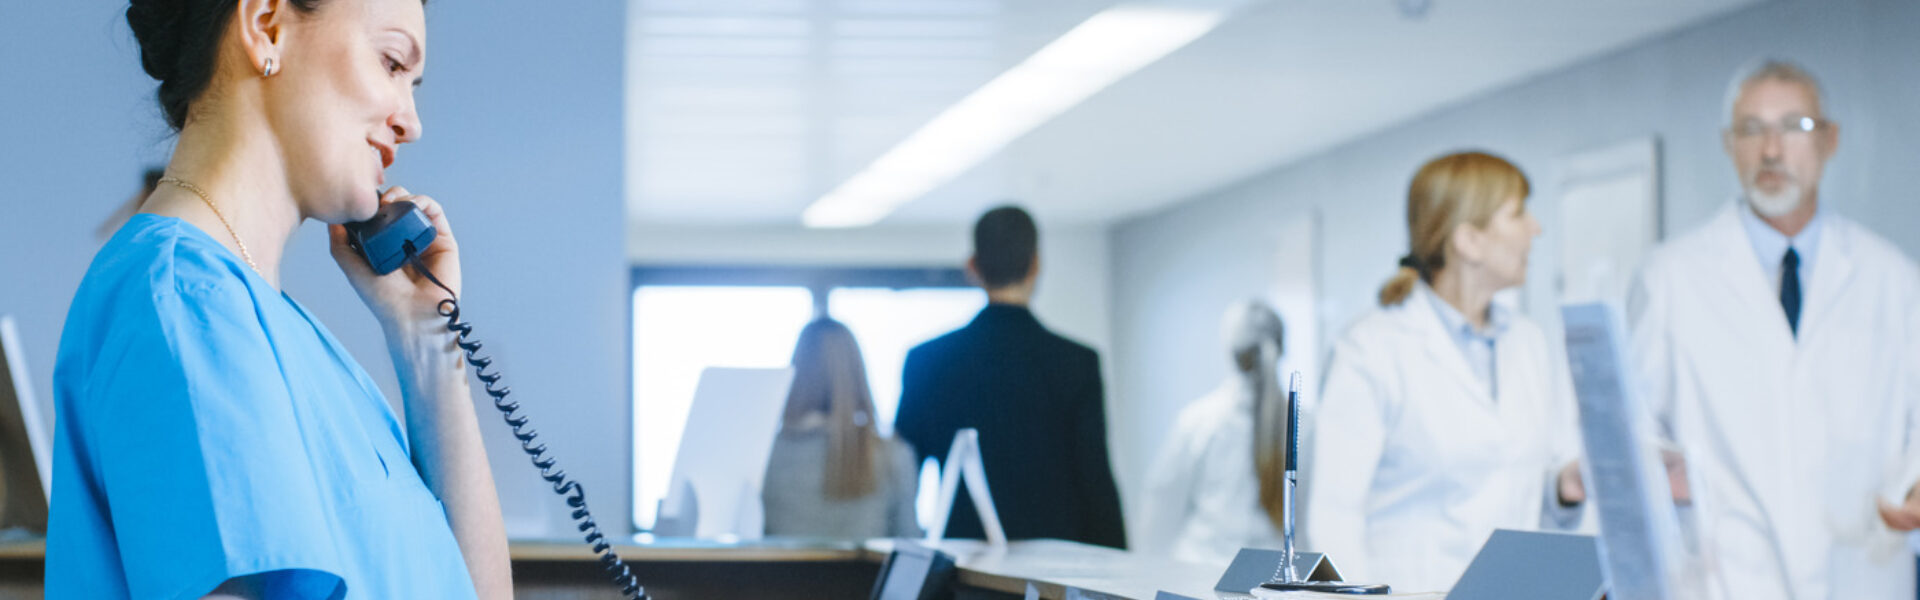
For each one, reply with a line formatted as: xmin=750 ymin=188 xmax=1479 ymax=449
xmin=896 ymin=304 xmax=1128 ymax=549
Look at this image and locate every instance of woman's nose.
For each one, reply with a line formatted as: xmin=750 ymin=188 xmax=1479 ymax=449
xmin=390 ymin=93 xmax=422 ymax=144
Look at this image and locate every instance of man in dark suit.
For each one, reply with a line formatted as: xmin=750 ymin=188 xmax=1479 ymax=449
xmin=896 ymin=205 xmax=1127 ymax=549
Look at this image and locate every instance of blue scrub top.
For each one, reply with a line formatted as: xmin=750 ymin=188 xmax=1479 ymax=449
xmin=46 ymin=214 xmax=479 ymax=599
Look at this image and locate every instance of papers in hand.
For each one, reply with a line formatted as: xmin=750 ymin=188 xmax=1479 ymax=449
xmin=1561 ymin=303 xmax=1688 ymax=600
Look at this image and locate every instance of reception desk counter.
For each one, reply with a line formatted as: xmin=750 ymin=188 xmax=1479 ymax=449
xmin=0 ymin=536 xmax=1325 ymax=599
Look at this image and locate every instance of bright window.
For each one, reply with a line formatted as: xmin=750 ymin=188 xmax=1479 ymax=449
xmin=627 ymin=267 xmax=980 ymax=534
xmin=827 ymin=287 xmax=985 ymax=436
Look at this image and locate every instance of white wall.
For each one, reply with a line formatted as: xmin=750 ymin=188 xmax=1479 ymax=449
xmin=1107 ymin=0 xmax=1920 ymax=534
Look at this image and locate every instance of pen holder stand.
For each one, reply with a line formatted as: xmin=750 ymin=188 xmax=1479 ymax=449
xmin=1252 ymin=373 xmax=1390 ymax=595
xmin=1215 ymin=549 xmax=1357 ymax=594
xmin=1254 ymin=551 xmax=1388 ymax=595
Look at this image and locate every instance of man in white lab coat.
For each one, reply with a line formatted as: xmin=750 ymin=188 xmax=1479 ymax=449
xmin=1629 ymin=58 xmax=1920 ymax=599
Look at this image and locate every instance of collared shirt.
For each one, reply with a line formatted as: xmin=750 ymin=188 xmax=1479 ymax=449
xmin=1738 ymin=198 xmax=1824 ymax=294
xmin=1423 ymin=283 xmax=1511 ymax=401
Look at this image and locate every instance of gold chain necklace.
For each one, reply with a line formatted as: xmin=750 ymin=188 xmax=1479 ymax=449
xmin=157 ymin=177 xmax=258 ymax=272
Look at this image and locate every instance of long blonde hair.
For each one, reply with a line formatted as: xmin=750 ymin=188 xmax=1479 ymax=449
xmin=1379 ymin=151 xmax=1531 ymax=306
xmin=781 ymin=318 xmax=884 ymax=499
xmin=1223 ymin=301 xmax=1288 ymax=530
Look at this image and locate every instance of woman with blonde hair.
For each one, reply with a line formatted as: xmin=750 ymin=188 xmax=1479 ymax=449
xmin=762 ymin=318 xmax=921 ymax=538
xmin=1140 ymin=300 xmax=1291 ymax=564
xmin=1303 ymin=151 xmax=1582 ymax=592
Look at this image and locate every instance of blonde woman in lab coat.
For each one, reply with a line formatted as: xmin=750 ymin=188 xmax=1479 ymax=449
xmin=1141 ymin=301 xmax=1290 ymax=564
xmin=1303 ymin=151 xmax=1583 ymax=593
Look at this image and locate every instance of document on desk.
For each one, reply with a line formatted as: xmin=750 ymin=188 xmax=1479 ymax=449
xmin=1561 ymin=303 xmax=1684 ymax=600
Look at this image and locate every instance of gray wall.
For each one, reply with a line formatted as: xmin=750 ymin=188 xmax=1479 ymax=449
xmin=0 ymin=2 xmax=633 ymax=537
xmin=1108 ymin=0 xmax=1920 ymax=525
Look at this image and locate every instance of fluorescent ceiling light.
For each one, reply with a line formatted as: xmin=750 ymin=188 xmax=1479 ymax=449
xmin=803 ymin=1 xmax=1245 ymax=228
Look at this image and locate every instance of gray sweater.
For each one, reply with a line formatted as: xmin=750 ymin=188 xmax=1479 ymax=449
xmin=761 ymin=430 xmax=922 ymax=539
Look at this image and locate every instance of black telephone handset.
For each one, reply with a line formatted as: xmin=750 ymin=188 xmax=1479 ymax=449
xmin=344 ymin=200 xmax=437 ymax=276
xmin=345 ymin=200 xmax=648 ymax=600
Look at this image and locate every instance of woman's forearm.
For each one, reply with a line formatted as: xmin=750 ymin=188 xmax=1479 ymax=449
xmin=388 ymin=321 xmax=514 ymax=600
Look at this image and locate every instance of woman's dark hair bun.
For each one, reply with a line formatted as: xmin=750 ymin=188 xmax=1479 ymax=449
xmin=126 ymin=0 xmax=238 ymax=130
xmin=125 ymin=0 xmax=184 ymax=82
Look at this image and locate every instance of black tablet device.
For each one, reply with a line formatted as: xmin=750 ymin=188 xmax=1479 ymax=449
xmin=871 ymin=542 xmax=957 ymax=600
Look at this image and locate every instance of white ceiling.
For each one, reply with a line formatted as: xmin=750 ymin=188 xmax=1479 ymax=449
xmin=625 ymin=0 xmax=1760 ymax=227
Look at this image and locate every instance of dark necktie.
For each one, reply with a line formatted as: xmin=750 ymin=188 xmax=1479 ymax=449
xmin=1780 ymin=247 xmax=1801 ymax=336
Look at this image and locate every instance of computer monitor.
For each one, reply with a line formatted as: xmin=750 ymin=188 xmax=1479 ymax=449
xmin=653 ymin=366 xmax=793 ymax=539
xmin=1445 ymin=530 xmax=1603 ymax=600
xmin=0 ymin=316 xmax=51 ymax=534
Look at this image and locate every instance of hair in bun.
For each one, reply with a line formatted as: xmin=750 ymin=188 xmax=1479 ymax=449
xmin=127 ymin=0 xmax=237 ymax=130
xmin=125 ymin=0 xmax=345 ymax=130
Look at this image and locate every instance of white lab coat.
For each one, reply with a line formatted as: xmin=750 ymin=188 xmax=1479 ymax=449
xmin=1303 ymin=283 xmax=1581 ymax=593
xmin=1140 ymin=380 xmax=1286 ymax=565
xmin=1628 ymin=202 xmax=1920 ymax=600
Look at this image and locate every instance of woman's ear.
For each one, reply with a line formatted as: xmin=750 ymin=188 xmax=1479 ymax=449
xmin=1447 ymin=221 xmax=1484 ymax=267
xmin=235 ymin=0 xmax=290 ymax=76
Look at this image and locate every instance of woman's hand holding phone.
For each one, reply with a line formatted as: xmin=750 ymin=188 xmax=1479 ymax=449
xmin=329 ymin=186 xmax=463 ymax=333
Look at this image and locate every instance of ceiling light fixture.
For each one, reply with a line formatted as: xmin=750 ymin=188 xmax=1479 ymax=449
xmin=802 ymin=1 xmax=1248 ymax=228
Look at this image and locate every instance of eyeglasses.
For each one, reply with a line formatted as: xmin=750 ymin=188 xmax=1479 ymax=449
xmin=1729 ymin=115 xmax=1827 ymax=141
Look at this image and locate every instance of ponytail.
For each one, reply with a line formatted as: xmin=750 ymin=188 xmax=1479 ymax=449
xmin=1250 ymin=339 xmax=1288 ymax=530
xmin=1379 ymin=265 xmax=1422 ymax=306
xmin=1222 ymin=300 xmax=1289 ymax=531
xmin=1379 ymin=254 xmax=1439 ymax=306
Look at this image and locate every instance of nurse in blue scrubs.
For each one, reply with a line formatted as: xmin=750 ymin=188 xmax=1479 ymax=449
xmin=47 ymin=0 xmax=511 ymax=598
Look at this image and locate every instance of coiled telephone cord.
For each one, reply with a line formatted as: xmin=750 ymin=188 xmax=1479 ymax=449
xmin=407 ymin=248 xmax=648 ymax=600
